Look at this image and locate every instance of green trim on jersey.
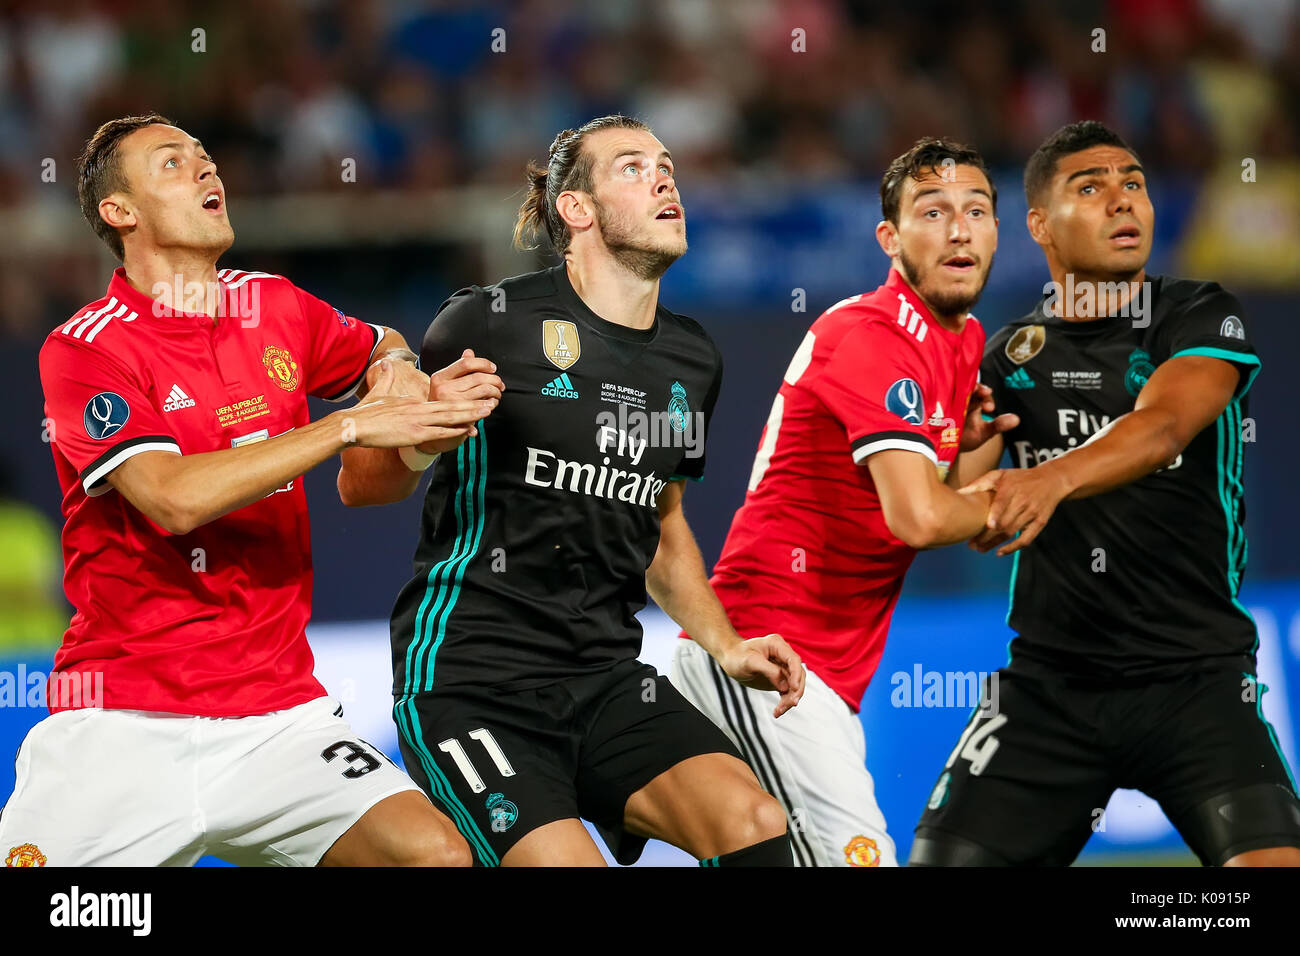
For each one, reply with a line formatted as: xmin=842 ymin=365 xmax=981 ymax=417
xmin=1004 ymin=550 xmax=1021 ymax=666
xmin=1242 ymin=674 xmax=1299 ymax=794
xmin=1170 ymin=346 xmax=1261 ymax=396
xmin=391 ymin=425 xmax=498 ymax=867
xmin=1214 ymin=402 xmax=1255 ymax=636
xmin=393 ymin=697 xmax=500 ymax=866
xmin=403 ymin=426 xmax=489 ymax=695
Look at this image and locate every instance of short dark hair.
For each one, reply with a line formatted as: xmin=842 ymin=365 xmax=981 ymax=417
xmin=1024 ymin=120 xmax=1140 ymax=207
xmin=77 ymin=113 xmax=174 ymax=261
xmin=880 ymin=137 xmax=995 ymax=226
xmin=514 ymin=114 xmax=653 ymax=254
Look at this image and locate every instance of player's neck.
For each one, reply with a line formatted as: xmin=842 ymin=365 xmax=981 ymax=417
xmin=121 ymin=249 xmax=223 ymax=318
xmin=893 ymin=268 xmax=968 ymax=333
xmin=564 ymin=255 xmax=659 ymax=331
xmin=1044 ymin=265 xmax=1147 ymax=321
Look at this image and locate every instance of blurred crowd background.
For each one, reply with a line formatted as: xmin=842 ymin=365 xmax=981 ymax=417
xmin=0 ymin=0 xmax=1298 ymax=647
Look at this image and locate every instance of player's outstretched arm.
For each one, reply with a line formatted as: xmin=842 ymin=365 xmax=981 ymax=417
xmin=108 ymin=387 xmax=493 ymax=535
xmin=962 ymin=355 xmax=1240 ymax=556
xmin=867 ymin=448 xmax=993 ymax=550
xmin=945 ymin=383 xmax=1016 ymax=489
xmin=645 ymin=480 xmax=805 ymax=717
xmin=338 ymin=348 xmax=504 ymax=507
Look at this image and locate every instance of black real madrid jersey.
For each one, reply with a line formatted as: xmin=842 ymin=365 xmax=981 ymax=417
xmin=982 ymin=275 xmax=1261 ymax=679
xmin=391 ymin=264 xmax=722 ymax=696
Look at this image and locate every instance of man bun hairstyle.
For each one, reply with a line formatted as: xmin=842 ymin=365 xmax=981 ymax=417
xmin=514 ymin=114 xmax=652 ymax=254
xmin=1024 ymin=120 xmax=1139 ymax=207
xmin=77 ymin=112 xmax=175 ymax=261
xmin=880 ymin=137 xmax=995 ymax=226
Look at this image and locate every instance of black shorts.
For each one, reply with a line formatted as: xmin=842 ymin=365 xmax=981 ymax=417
xmin=913 ymin=667 xmax=1300 ymax=866
xmin=393 ymin=658 xmax=742 ymax=866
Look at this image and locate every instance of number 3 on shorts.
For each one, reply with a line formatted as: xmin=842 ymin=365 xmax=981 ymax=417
xmin=944 ymin=713 xmax=1008 ymax=777
xmin=438 ymin=728 xmax=516 ymax=793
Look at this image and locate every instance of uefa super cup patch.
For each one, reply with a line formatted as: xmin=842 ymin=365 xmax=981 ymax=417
xmin=885 ymin=378 xmax=924 ymax=425
xmin=83 ymin=391 xmax=130 ymax=440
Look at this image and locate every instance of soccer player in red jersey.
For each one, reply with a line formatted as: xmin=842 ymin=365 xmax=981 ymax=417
xmin=671 ymin=139 xmax=1017 ymax=866
xmin=0 ymin=114 xmax=497 ymax=866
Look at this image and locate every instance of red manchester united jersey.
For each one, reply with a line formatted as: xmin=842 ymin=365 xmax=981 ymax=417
xmin=39 ymin=267 xmax=381 ymax=716
xmin=688 ymin=268 xmax=984 ymax=711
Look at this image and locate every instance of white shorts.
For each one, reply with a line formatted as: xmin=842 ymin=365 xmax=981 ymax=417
xmin=0 ymin=696 xmax=422 ymax=867
xmin=671 ymin=639 xmax=897 ymax=867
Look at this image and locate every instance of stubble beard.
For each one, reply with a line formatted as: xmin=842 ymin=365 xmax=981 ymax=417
xmin=594 ymin=198 xmax=686 ymax=281
xmin=899 ymin=247 xmax=993 ymax=319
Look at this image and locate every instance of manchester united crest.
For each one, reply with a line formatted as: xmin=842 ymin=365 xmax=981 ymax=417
xmin=262 ymin=345 xmax=300 ymax=392
xmin=843 ymin=835 xmax=882 ymax=867
xmin=542 ymin=320 xmax=581 ymax=370
xmin=5 ymin=843 xmax=47 ymax=867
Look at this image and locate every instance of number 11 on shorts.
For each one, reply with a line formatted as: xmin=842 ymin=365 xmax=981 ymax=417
xmin=438 ymin=728 xmax=516 ymax=793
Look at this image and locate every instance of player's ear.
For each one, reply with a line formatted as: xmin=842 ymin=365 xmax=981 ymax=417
xmin=556 ymin=190 xmax=593 ymax=235
xmin=875 ymin=219 xmax=900 ymax=259
xmin=1025 ymin=206 xmax=1050 ymax=249
xmin=99 ymin=194 xmax=136 ymax=231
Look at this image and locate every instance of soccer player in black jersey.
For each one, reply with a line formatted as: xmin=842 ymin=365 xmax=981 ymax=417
xmin=344 ymin=115 xmax=804 ymax=866
xmin=910 ymin=121 xmax=1300 ymax=867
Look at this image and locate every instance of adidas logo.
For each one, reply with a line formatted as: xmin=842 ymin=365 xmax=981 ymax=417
xmin=541 ymin=373 xmax=579 ymax=399
xmin=1004 ymin=368 xmax=1035 ymax=390
xmin=163 ymin=384 xmax=197 ymax=411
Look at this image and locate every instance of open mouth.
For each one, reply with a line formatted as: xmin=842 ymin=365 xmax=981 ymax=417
xmin=943 ymin=254 xmax=976 ymax=272
xmin=1109 ymin=224 xmax=1141 ymax=245
xmin=655 ymin=204 xmax=682 ymax=221
xmin=202 ymin=190 xmax=223 ymax=213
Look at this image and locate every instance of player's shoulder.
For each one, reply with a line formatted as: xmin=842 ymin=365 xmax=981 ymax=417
xmin=657 ymin=302 xmax=714 ymax=346
xmin=808 ymin=287 xmax=919 ymax=354
xmin=44 ymin=290 xmax=146 ymax=364
xmin=217 ymin=266 xmax=285 ymax=291
xmin=1151 ymin=274 xmax=1242 ymax=322
xmin=982 ymin=303 xmax=1046 ymax=363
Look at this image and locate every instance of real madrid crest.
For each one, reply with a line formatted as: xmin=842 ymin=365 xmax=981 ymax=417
xmin=262 ymin=345 xmax=300 ymax=392
xmin=542 ymin=319 xmax=581 ymax=370
xmin=1005 ymin=324 xmax=1046 ymax=365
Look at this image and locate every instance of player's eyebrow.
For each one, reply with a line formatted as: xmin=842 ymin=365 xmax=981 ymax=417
xmin=911 ymin=186 xmax=993 ymax=203
xmin=150 ymin=140 xmax=207 ymax=156
xmin=612 ymin=149 xmax=673 ymax=165
xmin=1064 ymin=163 xmax=1144 ymax=184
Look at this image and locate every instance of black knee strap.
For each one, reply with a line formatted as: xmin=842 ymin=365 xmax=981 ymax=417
xmin=1175 ymin=782 xmax=1300 ymax=866
xmin=702 ymin=832 xmax=794 ymax=867
xmin=908 ymin=827 xmax=1011 ymax=866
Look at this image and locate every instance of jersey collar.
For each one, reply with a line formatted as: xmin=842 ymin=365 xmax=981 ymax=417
xmin=107 ymin=267 xmax=230 ymax=328
xmin=884 ymin=267 xmax=964 ymax=346
xmin=554 ymin=263 xmax=660 ymax=344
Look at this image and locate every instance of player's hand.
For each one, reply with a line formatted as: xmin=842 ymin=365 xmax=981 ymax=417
xmin=960 ymin=383 xmax=1019 ymax=452
xmin=340 ymin=368 xmax=495 ymax=450
xmin=719 ymin=634 xmax=806 ymax=718
xmin=960 ymin=466 xmax=1070 ymax=556
xmin=428 ymin=349 xmax=505 ymax=403
xmin=366 ymin=356 xmax=430 ymax=399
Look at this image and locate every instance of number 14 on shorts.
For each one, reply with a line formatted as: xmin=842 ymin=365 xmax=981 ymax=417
xmin=438 ymin=728 xmax=516 ymax=793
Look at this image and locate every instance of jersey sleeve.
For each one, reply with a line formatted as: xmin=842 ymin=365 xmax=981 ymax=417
xmin=293 ymin=282 xmax=383 ymax=401
xmin=809 ymin=321 xmax=937 ymax=465
xmin=670 ymin=346 xmax=722 ymax=482
xmin=1153 ymin=284 xmax=1260 ymax=398
xmin=421 ymin=287 xmax=491 ymax=372
xmin=39 ymin=337 xmax=181 ymax=497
